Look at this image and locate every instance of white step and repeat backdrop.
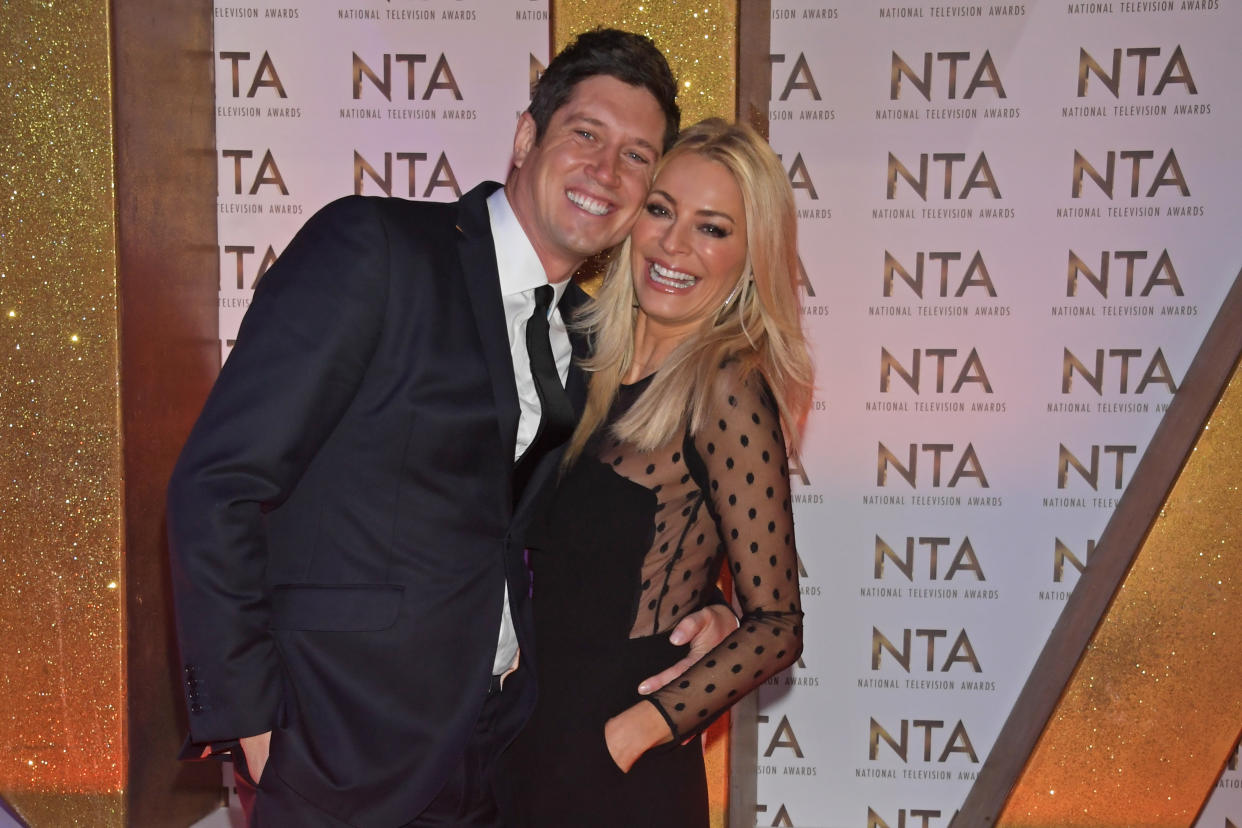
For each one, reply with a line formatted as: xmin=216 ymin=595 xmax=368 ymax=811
xmin=761 ymin=2 xmax=1241 ymax=827
xmin=213 ymin=0 xmax=550 ymax=360
xmin=211 ymin=1 xmax=1241 ymax=826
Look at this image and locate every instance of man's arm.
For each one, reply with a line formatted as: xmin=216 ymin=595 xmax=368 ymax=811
xmin=168 ymin=196 xmax=392 ymax=746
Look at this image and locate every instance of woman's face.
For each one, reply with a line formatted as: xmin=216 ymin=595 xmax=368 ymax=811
xmin=629 ymin=152 xmax=749 ymax=339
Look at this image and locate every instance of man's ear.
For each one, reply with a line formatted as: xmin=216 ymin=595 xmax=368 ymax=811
xmin=512 ymin=112 xmax=537 ymax=169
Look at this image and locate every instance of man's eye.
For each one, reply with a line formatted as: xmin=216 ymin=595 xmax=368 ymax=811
xmin=576 ymin=130 xmax=595 ymax=141
xmin=626 ymin=151 xmax=650 ymax=165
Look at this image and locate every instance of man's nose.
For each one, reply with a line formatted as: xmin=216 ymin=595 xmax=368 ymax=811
xmin=588 ymin=150 xmax=621 ymax=188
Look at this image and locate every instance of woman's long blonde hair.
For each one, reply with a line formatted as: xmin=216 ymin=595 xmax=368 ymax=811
xmin=564 ymin=119 xmax=814 ymax=463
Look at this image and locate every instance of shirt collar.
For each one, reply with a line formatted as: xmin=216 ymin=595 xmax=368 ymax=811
xmin=487 ymin=187 xmax=569 ymax=306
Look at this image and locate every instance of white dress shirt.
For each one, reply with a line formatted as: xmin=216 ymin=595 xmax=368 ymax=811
xmin=486 ymin=187 xmax=572 ymax=675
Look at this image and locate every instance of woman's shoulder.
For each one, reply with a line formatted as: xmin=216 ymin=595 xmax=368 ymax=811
xmin=708 ymin=358 xmax=776 ymax=413
xmin=689 ymin=359 xmax=782 ymax=457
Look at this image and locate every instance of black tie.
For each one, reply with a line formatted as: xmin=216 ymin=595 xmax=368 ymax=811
xmin=513 ymin=285 xmax=575 ymax=501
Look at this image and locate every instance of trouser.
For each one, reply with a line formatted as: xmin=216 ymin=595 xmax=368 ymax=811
xmin=242 ymin=666 xmax=527 ymax=828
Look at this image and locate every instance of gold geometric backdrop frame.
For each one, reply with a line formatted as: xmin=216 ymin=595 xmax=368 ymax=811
xmin=957 ymin=269 xmax=1242 ymax=827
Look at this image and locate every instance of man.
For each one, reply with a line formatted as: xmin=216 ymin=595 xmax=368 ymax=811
xmin=168 ymin=29 xmax=731 ymax=827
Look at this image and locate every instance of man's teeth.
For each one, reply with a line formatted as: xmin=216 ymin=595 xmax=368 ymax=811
xmin=650 ymin=262 xmax=696 ymax=289
xmin=567 ymin=191 xmax=609 ymax=215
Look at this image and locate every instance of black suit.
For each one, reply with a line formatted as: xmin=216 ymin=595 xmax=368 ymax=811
xmin=168 ymin=182 xmax=587 ymax=826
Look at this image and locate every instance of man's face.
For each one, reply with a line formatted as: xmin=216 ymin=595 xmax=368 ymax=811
xmin=507 ymin=74 xmax=668 ymax=282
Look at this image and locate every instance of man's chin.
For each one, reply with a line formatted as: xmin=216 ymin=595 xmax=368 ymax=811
xmin=562 ymin=232 xmax=626 ymax=261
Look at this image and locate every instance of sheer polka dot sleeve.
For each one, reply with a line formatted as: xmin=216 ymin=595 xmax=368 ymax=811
xmin=647 ymin=366 xmax=804 ymax=740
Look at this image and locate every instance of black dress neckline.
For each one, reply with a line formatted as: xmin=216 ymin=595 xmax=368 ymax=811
xmin=617 ymin=372 xmax=655 ymax=405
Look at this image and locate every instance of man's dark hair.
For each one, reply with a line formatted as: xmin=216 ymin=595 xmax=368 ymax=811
xmin=528 ymin=28 xmax=680 ymax=152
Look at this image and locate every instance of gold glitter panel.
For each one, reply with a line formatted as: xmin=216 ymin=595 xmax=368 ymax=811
xmin=552 ymin=6 xmax=741 ymax=825
xmin=552 ymin=0 xmax=739 ymax=128
xmin=0 ymin=0 xmax=126 ymax=824
xmin=997 ymin=357 xmax=1242 ymax=827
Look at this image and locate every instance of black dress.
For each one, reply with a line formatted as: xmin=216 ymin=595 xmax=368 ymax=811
xmin=497 ymin=365 xmax=804 ymax=827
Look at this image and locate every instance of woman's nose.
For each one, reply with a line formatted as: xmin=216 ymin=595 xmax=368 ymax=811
xmin=659 ymin=222 xmax=689 ymax=254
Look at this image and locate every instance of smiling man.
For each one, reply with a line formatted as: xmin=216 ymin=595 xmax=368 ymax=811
xmin=506 ymin=73 xmax=668 ymax=279
xmin=167 ymin=29 xmax=730 ymax=828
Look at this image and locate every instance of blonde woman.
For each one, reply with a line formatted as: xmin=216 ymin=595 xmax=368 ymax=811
xmin=498 ymin=119 xmax=814 ymax=827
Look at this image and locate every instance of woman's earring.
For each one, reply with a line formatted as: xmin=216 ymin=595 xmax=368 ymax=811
xmin=719 ymin=269 xmax=752 ymax=314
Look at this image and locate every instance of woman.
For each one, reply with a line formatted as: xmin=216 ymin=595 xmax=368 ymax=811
xmin=498 ymin=119 xmax=814 ymax=827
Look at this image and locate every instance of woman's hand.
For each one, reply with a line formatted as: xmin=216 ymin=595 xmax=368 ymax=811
xmin=636 ymin=603 xmax=737 ymax=695
xmin=603 ymin=702 xmax=674 ymax=773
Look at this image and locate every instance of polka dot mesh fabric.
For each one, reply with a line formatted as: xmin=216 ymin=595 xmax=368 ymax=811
xmin=595 ymin=364 xmax=804 ymax=739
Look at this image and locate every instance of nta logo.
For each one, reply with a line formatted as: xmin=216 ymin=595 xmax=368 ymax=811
xmin=891 ymin=50 xmax=1006 ymax=100
xmin=1078 ymin=46 xmax=1197 ymax=97
xmin=353 ymin=53 xmax=463 ymax=101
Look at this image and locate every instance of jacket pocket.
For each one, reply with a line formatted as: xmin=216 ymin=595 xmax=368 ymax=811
xmin=268 ymin=583 xmax=404 ymax=631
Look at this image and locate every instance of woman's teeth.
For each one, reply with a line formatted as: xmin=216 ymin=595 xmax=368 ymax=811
xmin=650 ymin=262 xmax=696 ymax=289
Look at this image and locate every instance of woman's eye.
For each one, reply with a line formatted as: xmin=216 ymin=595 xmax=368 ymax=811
xmin=645 ymin=203 xmax=670 ymax=218
xmin=700 ymin=224 xmax=729 ymax=238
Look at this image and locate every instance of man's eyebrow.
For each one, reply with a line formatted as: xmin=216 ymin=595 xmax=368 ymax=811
xmin=567 ymin=114 xmax=659 ymax=155
xmin=565 ymin=113 xmax=603 ymax=129
xmin=631 ymin=136 xmax=660 ymax=155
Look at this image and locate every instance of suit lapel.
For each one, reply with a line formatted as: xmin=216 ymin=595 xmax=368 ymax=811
xmin=455 ymin=182 xmax=520 ymax=479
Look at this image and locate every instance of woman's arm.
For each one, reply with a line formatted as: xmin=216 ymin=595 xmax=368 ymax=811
xmin=604 ymin=367 xmax=804 ymax=767
xmin=604 ymin=701 xmax=674 ymax=772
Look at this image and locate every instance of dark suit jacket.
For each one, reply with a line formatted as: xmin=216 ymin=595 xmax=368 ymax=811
xmin=167 ymin=182 xmax=588 ymax=826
